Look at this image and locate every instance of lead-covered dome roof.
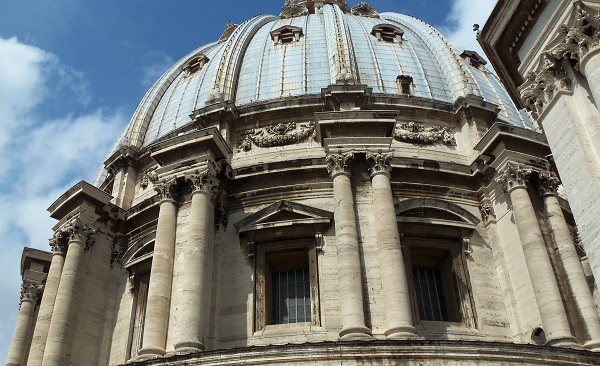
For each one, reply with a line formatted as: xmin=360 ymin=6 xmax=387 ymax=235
xmin=104 ymin=1 xmax=535 ymax=168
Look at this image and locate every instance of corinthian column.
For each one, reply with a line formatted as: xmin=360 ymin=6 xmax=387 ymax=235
xmin=171 ymin=170 xmax=218 ymax=352
xmin=26 ymin=238 xmax=67 ymax=366
xmin=537 ymin=170 xmax=600 ymax=351
xmin=6 ymin=280 xmax=43 ymax=366
xmin=496 ymin=163 xmax=578 ymax=347
xmin=137 ymin=178 xmax=179 ymax=358
xmin=326 ymin=151 xmax=372 ymax=340
xmin=42 ymin=220 xmax=95 ymax=366
xmin=366 ymin=151 xmax=416 ymax=339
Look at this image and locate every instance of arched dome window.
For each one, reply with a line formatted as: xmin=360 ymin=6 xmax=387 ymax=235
xmin=183 ymin=54 xmax=209 ymax=76
xmin=372 ymin=24 xmax=404 ymax=43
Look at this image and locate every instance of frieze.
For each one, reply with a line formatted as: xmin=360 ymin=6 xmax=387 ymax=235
xmin=326 ymin=151 xmax=354 ymax=177
xmin=351 ymin=2 xmax=379 ymax=18
xmin=237 ymin=122 xmax=315 ymax=152
xmin=366 ymin=150 xmax=393 ymax=176
xmin=520 ymin=53 xmax=570 ymax=119
xmin=393 ymin=121 xmax=456 ymax=146
xmin=496 ymin=162 xmax=531 ymax=192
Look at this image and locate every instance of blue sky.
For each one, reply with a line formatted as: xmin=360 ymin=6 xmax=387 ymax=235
xmin=0 ymin=0 xmax=496 ymax=361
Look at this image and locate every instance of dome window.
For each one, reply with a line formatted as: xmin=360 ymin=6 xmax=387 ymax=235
xmin=460 ymin=50 xmax=487 ymax=70
xmin=397 ymin=75 xmax=413 ymax=94
xmin=270 ymin=25 xmax=303 ymax=45
xmin=372 ymin=24 xmax=404 ymax=43
xmin=183 ymin=54 xmax=209 ymax=76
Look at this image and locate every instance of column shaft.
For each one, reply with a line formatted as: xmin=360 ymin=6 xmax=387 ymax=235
xmin=581 ymin=50 xmax=600 ymax=114
xmin=138 ymin=198 xmax=178 ymax=357
xmin=41 ymin=237 xmax=86 ymax=366
xmin=332 ymin=172 xmax=371 ymax=339
xmin=27 ymin=253 xmax=65 ymax=366
xmin=6 ymin=297 xmax=37 ymax=366
xmin=173 ymin=190 xmax=213 ymax=351
xmin=544 ymin=193 xmax=600 ymax=349
xmin=371 ymin=172 xmax=415 ymax=339
xmin=509 ymin=186 xmax=577 ymax=346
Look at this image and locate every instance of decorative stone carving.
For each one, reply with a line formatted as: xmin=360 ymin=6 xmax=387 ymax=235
xmin=479 ymin=198 xmax=495 ymax=223
xmin=218 ymin=22 xmax=238 ymax=43
xmin=537 ymin=170 xmax=561 ymax=196
xmin=351 ymin=2 xmax=379 ymax=18
xmin=393 ymin=121 xmax=456 ymax=146
xmin=237 ymin=121 xmax=315 ymax=152
xmin=520 ymin=53 xmax=570 ymax=118
xmin=59 ymin=218 xmax=97 ymax=251
xmin=20 ymin=280 xmax=43 ymax=305
xmin=49 ymin=231 xmax=68 ymax=256
xmin=326 ymin=151 xmax=354 ymax=177
xmin=140 ymin=168 xmax=158 ymax=189
xmin=110 ymin=234 xmax=127 ymax=268
xmin=155 ymin=177 xmax=179 ymax=201
xmin=496 ymin=162 xmax=531 ymax=192
xmin=366 ymin=150 xmax=393 ymax=176
xmin=551 ymin=2 xmax=600 ymax=69
xmin=281 ymin=0 xmax=309 ymax=19
xmin=185 ymin=169 xmax=219 ymax=194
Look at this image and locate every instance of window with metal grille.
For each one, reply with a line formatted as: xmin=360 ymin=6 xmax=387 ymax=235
xmin=271 ymin=269 xmax=311 ymax=324
xmin=412 ymin=267 xmax=450 ymax=321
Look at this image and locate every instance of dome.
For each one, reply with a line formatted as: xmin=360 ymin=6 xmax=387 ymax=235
xmin=97 ymin=1 xmax=534 ymax=185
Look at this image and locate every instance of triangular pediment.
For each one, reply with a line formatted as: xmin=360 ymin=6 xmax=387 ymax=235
xmin=235 ymin=200 xmax=333 ymax=233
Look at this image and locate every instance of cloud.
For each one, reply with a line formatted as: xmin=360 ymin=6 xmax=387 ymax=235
xmin=0 ymin=37 xmax=127 ymax=361
xmin=141 ymin=52 xmax=174 ymax=87
xmin=440 ymin=0 xmax=497 ymax=58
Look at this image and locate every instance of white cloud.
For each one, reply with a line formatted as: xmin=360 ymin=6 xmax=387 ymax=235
xmin=440 ymin=0 xmax=497 ymax=58
xmin=141 ymin=52 xmax=174 ymax=87
xmin=0 ymin=37 xmax=126 ymax=362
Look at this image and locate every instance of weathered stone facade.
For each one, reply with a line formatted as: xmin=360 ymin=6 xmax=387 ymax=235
xmin=6 ymin=1 xmax=600 ymax=365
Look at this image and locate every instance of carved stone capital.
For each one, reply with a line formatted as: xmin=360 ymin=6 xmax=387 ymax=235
xmin=551 ymin=2 xmax=600 ymax=69
xmin=326 ymin=151 xmax=354 ymax=178
xmin=155 ymin=177 xmax=179 ymax=202
xmin=520 ymin=53 xmax=570 ymax=118
xmin=479 ymin=198 xmax=495 ymax=224
xmin=366 ymin=150 xmax=393 ymax=177
xmin=496 ymin=163 xmax=531 ymax=192
xmin=49 ymin=231 xmax=68 ymax=256
xmin=537 ymin=170 xmax=561 ymax=197
xmin=20 ymin=280 xmax=43 ymax=304
xmin=186 ymin=169 xmax=219 ymax=195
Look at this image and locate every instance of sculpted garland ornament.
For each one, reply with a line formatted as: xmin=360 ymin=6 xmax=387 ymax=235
xmin=237 ymin=122 xmax=315 ymax=152
xmin=393 ymin=121 xmax=456 ymax=146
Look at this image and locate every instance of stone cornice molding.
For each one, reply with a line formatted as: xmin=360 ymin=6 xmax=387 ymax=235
xmin=496 ymin=162 xmax=531 ymax=193
xmin=520 ymin=53 xmax=570 ymax=119
xmin=366 ymin=150 xmax=392 ymax=178
xmin=20 ymin=280 xmax=43 ymax=304
xmin=185 ymin=169 xmax=219 ymax=196
xmin=326 ymin=151 xmax=354 ymax=178
xmin=154 ymin=177 xmax=180 ymax=202
xmin=536 ymin=169 xmax=561 ymax=197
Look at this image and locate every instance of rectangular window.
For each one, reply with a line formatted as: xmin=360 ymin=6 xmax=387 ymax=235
xmin=255 ymin=239 xmax=320 ymax=331
xmin=412 ymin=267 xmax=449 ymax=321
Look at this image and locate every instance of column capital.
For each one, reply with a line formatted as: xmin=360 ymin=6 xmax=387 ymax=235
xmin=185 ymin=169 xmax=219 ymax=195
xmin=155 ymin=177 xmax=180 ymax=202
xmin=496 ymin=162 xmax=531 ymax=192
xmin=61 ymin=218 xmax=96 ymax=245
xmin=20 ymin=280 xmax=43 ymax=304
xmin=366 ymin=150 xmax=393 ymax=178
xmin=326 ymin=151 xmax=354 ymax=178
xmin=49 ymin=231 xmax=68 ymax=256
xmin=537 ymin=169 xmax=561 ymax=197
xmin=520 ymin=52 xmax=570 ymax=119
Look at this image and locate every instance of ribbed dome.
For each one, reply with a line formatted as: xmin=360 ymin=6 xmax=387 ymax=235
xmin=97 ymin=2 xmax=535 ymax=184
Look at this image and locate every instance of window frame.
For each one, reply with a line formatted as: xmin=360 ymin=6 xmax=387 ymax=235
xmin=255 ymin=238 xmax=321 ymax=332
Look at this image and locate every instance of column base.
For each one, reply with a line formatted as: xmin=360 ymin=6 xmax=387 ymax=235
xmin=136 ymin=347 xmax=166 ymax=360
xmin=583 ymin=340 xmax=600 ymax=351
xmin=172 ymin=341 xmax=205 ymax=354
xmin=545 ymin=335 xmax=582 ymax=349
xmin=385 ymin=325 xmax=418 ymax=340
xmin=339 ymin=326 xmax=374 ymax=341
